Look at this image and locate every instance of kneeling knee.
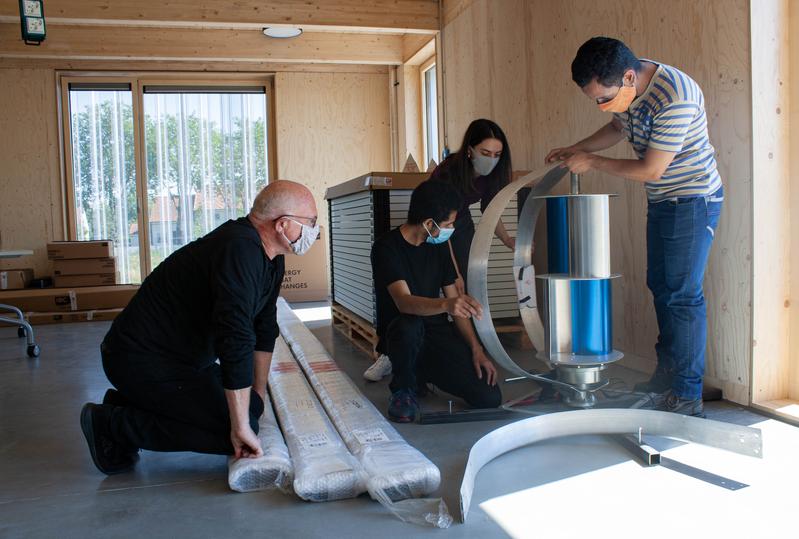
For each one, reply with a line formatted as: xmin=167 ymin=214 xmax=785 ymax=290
xmin=467 ymin=385 xmax=502 ymax=409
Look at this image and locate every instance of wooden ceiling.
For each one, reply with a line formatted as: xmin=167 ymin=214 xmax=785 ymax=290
xmin=0 ymin=0 xmax=439 ymax=66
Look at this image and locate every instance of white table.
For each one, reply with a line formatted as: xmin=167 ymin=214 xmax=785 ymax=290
xmin=0 ymin=249 xmax=40 ymax=357
xmin=0 ymin=250 xmax=34 ymax=259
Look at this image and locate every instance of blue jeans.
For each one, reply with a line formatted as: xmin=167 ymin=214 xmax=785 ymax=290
xmin=646 ymin=187 xmax=723 ymax=400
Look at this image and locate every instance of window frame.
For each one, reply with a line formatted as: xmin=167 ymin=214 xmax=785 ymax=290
xmin=420 ymin=56 xmax=438 ymax=168
xmin=58 ymin=72 xmax=276 ymax=279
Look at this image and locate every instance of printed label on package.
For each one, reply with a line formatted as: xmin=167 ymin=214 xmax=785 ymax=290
xmin=298 ymin=432 xmax=330 ymax=449
xmin=352 ymin=428 xmax=390 ymax=445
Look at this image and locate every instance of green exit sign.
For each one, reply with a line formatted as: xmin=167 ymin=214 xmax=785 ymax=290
xmin=19 ymin=0 xmax=46 ymax=45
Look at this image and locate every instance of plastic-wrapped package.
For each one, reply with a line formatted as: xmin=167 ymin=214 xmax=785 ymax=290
xmin=268 ymin=337 xmax=367 ymax=502
xmin=276 ymin=298 xmax=452 ymax=528
xmin=227 ymin=393 xmax=294 ymax=493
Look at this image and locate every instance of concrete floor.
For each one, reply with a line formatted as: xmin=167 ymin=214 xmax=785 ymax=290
xmin=1 ymin=310 xmax=797 ymax=539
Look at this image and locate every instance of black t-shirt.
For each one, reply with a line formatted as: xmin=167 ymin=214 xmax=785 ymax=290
xmin=370 ymin=227 xmax=457 ymax=352
xmin=104 ymin=217 xmax=284 ymax=390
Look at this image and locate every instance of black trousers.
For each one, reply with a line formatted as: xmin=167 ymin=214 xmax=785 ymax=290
xmin=102 ymin=344 xmax=263 ymax=455
xmin=385 ymin=315 xmax=501 ymax=408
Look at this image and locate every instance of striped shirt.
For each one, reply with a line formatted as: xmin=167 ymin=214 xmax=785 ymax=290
xmin=613 ymin=61 xmax=722 ymax=202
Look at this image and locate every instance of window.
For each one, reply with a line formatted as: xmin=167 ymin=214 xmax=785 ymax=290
xmin=142 ymin=88 xmax=268 ymax=268
xmin=422 ymin=62 xmax=440 ymax=167
xmin=62 ymin=77 xmax=271 ymax=282
xmin=67 ymin=83 xmax=140 ymax=283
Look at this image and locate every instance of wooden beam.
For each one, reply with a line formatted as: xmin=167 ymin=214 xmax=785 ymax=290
xmin=0 ymin=23 xmax=404 ymax=65
xmin=0 ymin=0 xmax=439 ymax=33
xmin=404 ymin=36 xmax=436 ymax=65
xmin=402 ymin=34 xmax=435 ymax=64
xmin=0 ymin=57 xmax=389 ymax=74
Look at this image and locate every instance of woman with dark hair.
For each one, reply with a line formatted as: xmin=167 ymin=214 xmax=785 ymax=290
xmin=428 ymin=118 xmax=515 ymax=293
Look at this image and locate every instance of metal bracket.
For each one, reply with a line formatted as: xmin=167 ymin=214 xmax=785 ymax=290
xmin=611 ymin=433 xmax=750 ymax=491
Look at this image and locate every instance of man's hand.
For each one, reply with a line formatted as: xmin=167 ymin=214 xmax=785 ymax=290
xmin=562 ymin=151 xmax=597 ymax=174
xmin=472 ymin=348 xmax=498 ymax=386
xmin=445 ymin=294 xmax=483 ymax=319
xmin=231 ymin=425 xmax=263 ymax=459
xmin=504 ymin=237 xmax=516 ymax=251
xmin=546 ymin=145 xmax=579 ymax=164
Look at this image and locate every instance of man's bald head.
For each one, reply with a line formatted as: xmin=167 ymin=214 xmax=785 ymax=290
xmin=249 ymin=180 xmax=316 ymax=222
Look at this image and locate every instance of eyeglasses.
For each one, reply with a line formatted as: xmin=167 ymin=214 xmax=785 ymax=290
xmin=280 ymin=214 xmax=317 ymax=227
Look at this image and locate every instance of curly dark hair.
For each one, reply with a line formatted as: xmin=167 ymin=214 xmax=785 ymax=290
xmin=571 ymin=37 xmax=642 ymax=88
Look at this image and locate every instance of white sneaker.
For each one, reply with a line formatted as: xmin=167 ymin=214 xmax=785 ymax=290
xmin=363 ymin=354 xmax=392 ymax=382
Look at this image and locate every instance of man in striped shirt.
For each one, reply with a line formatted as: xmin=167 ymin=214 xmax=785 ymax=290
xmin=546 ymin=37 xmax=723 ymax=417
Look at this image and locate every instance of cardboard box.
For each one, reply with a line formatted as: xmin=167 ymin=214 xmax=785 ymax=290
xmin=0 ymin=268 xmax=34 ymax=290
xmin=53 ymin=258 xmax=116 ymax=276
xmin=0 ymin=308 xmax=123 ymax=327
xmin=53 ymin=274 xmax=117 ymax=288
xmin=47 ymin=240 xmax=114 ymax=260
xmin=280 ymin=227 xmax=330 ymax=302
xmin=0 ymin=285 xmax=138 ymax=313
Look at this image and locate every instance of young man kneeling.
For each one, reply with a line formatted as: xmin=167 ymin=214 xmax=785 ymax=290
xmin=370 ymin=180 xmax=501 ymax=423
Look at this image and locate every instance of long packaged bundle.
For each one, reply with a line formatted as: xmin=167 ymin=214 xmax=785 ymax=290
xmin=268 ymin=337 xmax=367 ymax=501
xmin=228 ymin=394 xmax=293 ymax=493
xmin=276 ymin=298 xmax=451 ymax=527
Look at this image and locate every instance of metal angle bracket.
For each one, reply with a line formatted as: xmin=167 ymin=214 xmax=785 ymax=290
xmin=458 ymin=409 xmax=762 ymax=522
xmin=611 ymin=433 xmax=749 ymax=491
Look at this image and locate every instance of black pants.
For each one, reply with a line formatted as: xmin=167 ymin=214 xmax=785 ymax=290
xmin=102 ymin=344 xmax=263 ymax=455
xmin=385 ymin=315 xmax=501 ymax=408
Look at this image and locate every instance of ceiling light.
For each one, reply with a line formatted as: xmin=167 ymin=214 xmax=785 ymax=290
xmin=262 ymin=27 xmax=303 ymax=39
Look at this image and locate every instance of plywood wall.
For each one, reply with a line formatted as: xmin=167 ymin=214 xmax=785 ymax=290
xmin=750 ymin=0 xmax=792 ymax=404
xmin=788 ymin=2 xmax=799 ymax=401
xmin=0 ymin=68 xmax=64 ymax=277
xmin=441 ymin=0 xmax=753 ymax=403
xmin=0 ymin=66 xmax=391 ymax=285
xmin=274 ymin=71 xmax=391 ymax=289
xmin=397 ymin=65 xmax=424 ymax=170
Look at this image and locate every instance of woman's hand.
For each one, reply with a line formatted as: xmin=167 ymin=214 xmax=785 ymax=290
xmin=454 ymin=276 xmax=466 ymax=296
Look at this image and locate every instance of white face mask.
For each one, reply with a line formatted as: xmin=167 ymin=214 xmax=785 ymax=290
xmin=282 ymin=219 xmax=319 ymax=256
xmin=470 ymin=146 xmax=500 ymax=176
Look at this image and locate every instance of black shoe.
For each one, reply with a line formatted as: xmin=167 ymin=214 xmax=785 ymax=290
xmin=632 ymin=373 xmax=672 ymax=394
xmin=631 ymin=390 xmax=705 ymax=417
xmin=102 ymin=388 xmax=130 ymax=407
xmin=388 ymin=389 xmax=418 ymax=423
xmin=80 ymin=403 xmax=136 ymax=475
xmin=101 ymin=390 xmax=140 ymax=458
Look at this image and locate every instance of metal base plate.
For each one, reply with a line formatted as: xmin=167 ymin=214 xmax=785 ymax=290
xmin=539 ymin=350 xmax=624 ymax=366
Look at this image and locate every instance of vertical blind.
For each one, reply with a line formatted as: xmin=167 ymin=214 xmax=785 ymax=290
xmin=67 ymin=83 xmax=269 ymax=282
xmin=68 ymin=86 xmax=139 ymax=283
xmin=143 ymin=90 xmax=269 ymax=268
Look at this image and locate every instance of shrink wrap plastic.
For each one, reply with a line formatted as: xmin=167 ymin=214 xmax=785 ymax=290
xmin=228 ymin=395 xmax=294 ymax=493
xmin=277 ymin=298 xmax=452 ymax=528
xmin=269 ymin=337 xmax=367 ymax=501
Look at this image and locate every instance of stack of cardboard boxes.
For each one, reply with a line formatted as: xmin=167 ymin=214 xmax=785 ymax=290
xmin=48 ymin=240 xmax=118 ymax=287
xmin=0 ymin=241 xmax=138 ymax=326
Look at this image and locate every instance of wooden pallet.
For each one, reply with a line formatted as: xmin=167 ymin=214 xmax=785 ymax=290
xmin=332 ymin=302 xmax=533 ymax=358
xmin=331 ymin=303 xmax=379 ymax=360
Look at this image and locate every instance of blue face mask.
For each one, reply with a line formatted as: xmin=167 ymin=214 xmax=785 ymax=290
xmin=423 ymin=220 xmax=454 ymax=244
